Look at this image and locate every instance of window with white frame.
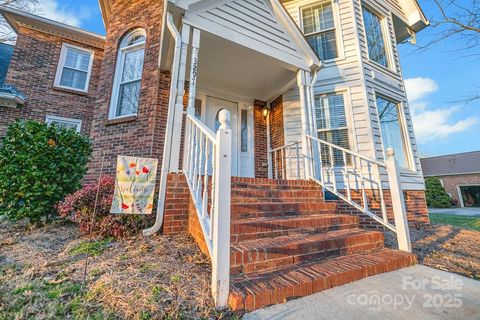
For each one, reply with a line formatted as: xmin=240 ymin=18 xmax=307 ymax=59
xmin=315 ymin=93 xmax=350 ymax=165
xmin=302 ymin=2 xmax=338 ymax=61
xmin=376 ymin=96 xmax=410 ymax=169
xmin=54 ymin=44 xmax=94 ymax=92
xmin=45 ymin=115 xmax=82 ymax=133
xmin=109 ymin=29 xmax=146 ymax=118
xmin=362 ymin=5 xmax=389 ymax=68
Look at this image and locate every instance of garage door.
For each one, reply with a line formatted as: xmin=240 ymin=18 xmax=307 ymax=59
xmin=460 ymin=185 xmax=480 ymax=207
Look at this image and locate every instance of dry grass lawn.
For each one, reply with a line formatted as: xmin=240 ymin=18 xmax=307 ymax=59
xmin=0 ymin=219 xmax=235 ymax=320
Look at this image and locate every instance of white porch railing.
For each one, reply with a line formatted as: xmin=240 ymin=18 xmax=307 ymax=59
xmin=183 ymin=110 xmax=232 ymax=308
xmin=269 ymin=141 xmax=304 ymax=180
xmin=270 ymin=136 xmax=411 ymax=252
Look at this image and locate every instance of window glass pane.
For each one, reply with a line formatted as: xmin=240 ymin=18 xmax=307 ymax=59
xmin=47 ymin=119 xmax=80 ymax=132
xmin=307 ymin=30 xmax=337 ymax=60
xmin=64 ymin=48 xmax=90 ymax=71
xmin=117 ymin=80 xmax=141 ymax=116
xmin=376 ymin=96 xmax=408 ymax=168
xmin=121 ymin=48 xmax=145 ymax=83
xmin=316 ymin=93 xmax=346 ymax=130
xmin=316 ymin=93 xmax=349 ymax=166
xmin=60 ymin=68 xmax=88 ymax=90
xmin=194 ymin=99 xmax=202 ymax=118
xmin=318 ymin=129 xmax=350 ymax=166
xmin=241 ymin=109 xmax=248 ymax=152
xmin=302 ymin=3 xmax=334 ymax=34
xmin=128 ymin=35 xmax=146 ymax=46
xmin=362 ymin=6 xmax=388 ymax=67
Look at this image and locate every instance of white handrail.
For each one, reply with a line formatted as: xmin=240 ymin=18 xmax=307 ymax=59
xmin=183 ymin=111 xmax=232 ymax=307
xmin=272 ymin=136 xmax=412 ymax=252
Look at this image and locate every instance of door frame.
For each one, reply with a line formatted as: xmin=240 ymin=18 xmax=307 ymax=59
xmin=195 ymin=89 xmax=255 ymax=177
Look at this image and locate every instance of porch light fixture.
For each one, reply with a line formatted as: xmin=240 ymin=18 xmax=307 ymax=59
xmin=262 ymin=107 xmax=270 ymax=119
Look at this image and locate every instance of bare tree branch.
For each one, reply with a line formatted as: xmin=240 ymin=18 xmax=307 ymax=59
xmin=0 ymin=0 xmax=39 ymax=43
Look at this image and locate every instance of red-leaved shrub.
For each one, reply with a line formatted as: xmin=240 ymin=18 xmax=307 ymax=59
xmin=57 ymin=177 xmax=150 ymax=238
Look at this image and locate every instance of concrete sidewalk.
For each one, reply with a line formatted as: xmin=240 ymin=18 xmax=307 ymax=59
xmin=243 ymin=265 xmax=480 ymax=320
xmin=429 ymin=207 xmax=480 ymax=216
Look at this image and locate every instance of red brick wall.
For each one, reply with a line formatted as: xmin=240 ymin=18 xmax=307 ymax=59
xmin=437 ymin=174 xmax=480 ymax=206
xmin=85 ymin=0 xmax=166 ymax=183
xmin=253 ymin=100 xmax=268 ymax=178
xmin=269 ymin=95 xmax=284 ymax=150
xmin=162 ymin=173 xmax=209 ymax=256
xmin=0 ymin=27 xmax=103 ymax=137
xmin=336 ymin=189 xmax=429 ymax=229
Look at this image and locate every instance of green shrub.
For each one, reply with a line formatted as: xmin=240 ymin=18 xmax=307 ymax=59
xmin=0 ymin=120 xmax=92 ymax=224
xmin=425 ymin=177 xmax=452 ymax=208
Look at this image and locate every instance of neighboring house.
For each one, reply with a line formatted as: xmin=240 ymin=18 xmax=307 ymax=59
xmin=0 ymin=0 xmax=430 ymax=312
xmin=421 ymin=151 xmax=480 ymax=207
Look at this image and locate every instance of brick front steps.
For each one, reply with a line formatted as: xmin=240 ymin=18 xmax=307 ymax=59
xmin=227 ymin=177 xmax=417 ymax=313
xmin=228 ymin=249 xmax=417 ymax=312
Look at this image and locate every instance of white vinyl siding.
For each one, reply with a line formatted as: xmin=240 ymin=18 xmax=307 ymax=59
xmin=184 ymin=0 xmax=309 ymax=69
xmin=283 ymin=0 xmax=425 ymax=190
xmin=54 ymin=44 xmax=94 ymax=92
xmin=301 ymin=2 xmax=337 ymax=60
xmin=45 ymin=115 xmax=82 ymax=133
xmin=109 ymin=30 xmax=146 ymax=119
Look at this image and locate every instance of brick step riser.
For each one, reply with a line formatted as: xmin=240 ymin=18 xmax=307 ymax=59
xmin=230 ymin=233 xmax=385 ymax=275
xmin=228 ymin=250 xmax=418 ymax=312
xmin=230 ymin=223 xmax=359 ymax=243
xmin=231 ymin=197 xmax=325 ymax=204
xmin=232 ymin=210 xmax=338 ymax=220
xmin=230 ymin=241 xmax=384 ymax=275
xmin=232 ymin=203 xmax=337 ymax=215
xmin=231 ymin=216 xmax=359 ymax=235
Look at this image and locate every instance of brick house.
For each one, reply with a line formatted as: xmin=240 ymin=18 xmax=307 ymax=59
xmin=421 ymin=151 xmax=480 ymax=207
xmin=0 ymin=0 xmax=430 ymax=312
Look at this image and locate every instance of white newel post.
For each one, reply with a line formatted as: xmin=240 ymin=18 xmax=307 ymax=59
xmin=385 ymin=148 xmax=412 ymax=252
xmin=211 ymin=110 xmax=232 ymax=308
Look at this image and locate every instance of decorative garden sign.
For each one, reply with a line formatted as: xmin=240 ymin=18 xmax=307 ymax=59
xmin=110 ymin=156 xmax=158 ymax=214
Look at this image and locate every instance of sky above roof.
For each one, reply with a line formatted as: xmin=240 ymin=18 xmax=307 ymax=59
xmin=16 ymin=0 xmax=480 ymax=157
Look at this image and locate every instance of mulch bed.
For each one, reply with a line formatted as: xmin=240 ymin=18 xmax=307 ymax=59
xmin=0 ymin=219 xmax=235 ymax=319
xmin=385 ymin=224 xmax=480 ymax=280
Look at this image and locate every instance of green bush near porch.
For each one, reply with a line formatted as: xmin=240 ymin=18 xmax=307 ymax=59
xmin=0 ymin=120 xmax=92 ymax=224
xmin=425 ymin=177 xmax=452 ymax=208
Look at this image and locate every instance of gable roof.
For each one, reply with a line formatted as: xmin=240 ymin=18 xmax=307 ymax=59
xmin=421 ymin=151 xmax=480 ymax=177
xmin=181 ymin=0 xmax=320 ymax=70
xmin=0 ymin=5 xmax=105 ymax=49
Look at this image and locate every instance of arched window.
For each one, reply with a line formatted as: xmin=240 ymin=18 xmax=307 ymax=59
xmin=109 ymin=29 xmax=146 ymax=118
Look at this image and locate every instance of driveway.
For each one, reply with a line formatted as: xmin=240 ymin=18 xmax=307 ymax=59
xmin=243 ymin=265 xmax=480 ymax=320
xmin=429 ymin=207 xmax=480 ymax=217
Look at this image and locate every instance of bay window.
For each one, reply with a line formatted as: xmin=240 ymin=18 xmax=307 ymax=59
xmin=376 ymin=96 xmax=410 ymax=169
xmin=109 ymin=29 xmax=146 ymax=119
xmin=362 ymin=5 xmax=389 ymax=68
xmin=302 ymin=2 xmax=338 ymax=60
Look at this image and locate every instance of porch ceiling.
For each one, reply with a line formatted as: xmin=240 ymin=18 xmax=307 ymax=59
xmin=196 ymin=31 xmax=297 ymax=101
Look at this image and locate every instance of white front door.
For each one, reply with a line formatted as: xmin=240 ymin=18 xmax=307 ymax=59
xmin=205 ymin=96 xmax=253 ymax=177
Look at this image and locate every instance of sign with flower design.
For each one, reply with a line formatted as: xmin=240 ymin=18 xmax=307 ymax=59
xmin=110 ymin=155 xmax=158 ymax=214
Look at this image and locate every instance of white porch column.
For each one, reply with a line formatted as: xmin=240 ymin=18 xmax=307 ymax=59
xmin=170 ymin=23 xmax=191 ymax=172
xmin=297 ymin=70 xmax=313 ymax=179
xmin=183 ymin=28 xmax=201 ymax=171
